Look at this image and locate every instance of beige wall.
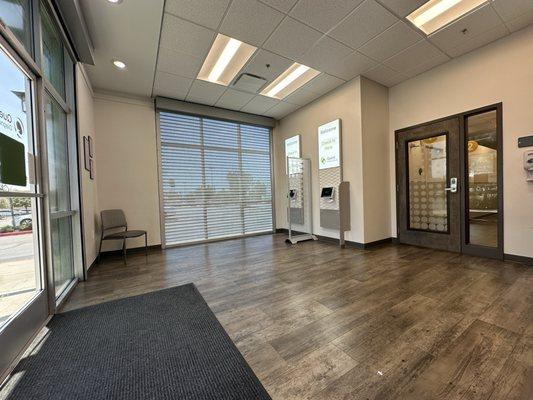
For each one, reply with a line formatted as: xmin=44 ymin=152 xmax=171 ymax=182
xmin=360 ymin=78 xmax=390 ymax=243
xmin=389 ymin=26 xmax=533 ymax=258
xmin=274 ymin=77 xmax=391 ymax=244
xmin=76 ymin=64 xmax=99 ymax=267
xmin=274 ymin=78 xmax=364 ymax=242
xmin=93 ymin=92 xmax=161 ymax=251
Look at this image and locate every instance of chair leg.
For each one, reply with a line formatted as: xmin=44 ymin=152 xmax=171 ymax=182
xmin=122 ymin=237 xmax=127 ymax=264
xmin=97 ymin=237 xmax=103 ymax=263
xmin=145 ymin=233 xmax=148 ymax=257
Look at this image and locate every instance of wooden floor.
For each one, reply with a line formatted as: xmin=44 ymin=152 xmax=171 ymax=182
xmin=63 ymin=234 xmax=532 ymax=400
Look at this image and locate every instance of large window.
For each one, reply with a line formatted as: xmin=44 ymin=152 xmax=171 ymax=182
xmin=40 ymin=3 xmax=65 ymax=98
xmin=0 ymin=0 xmax=32 ymax=53
xmin=159 ymin=112 xmax=273 ymax=246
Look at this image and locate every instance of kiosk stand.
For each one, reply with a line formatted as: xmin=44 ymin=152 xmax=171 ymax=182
xmin=318 ymin=119 xmax=351 ymax=247
xmin=286 ymin=157 xmax=317 ymax=244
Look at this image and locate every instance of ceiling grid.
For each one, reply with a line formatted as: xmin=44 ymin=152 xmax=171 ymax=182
xmin=81 ymin=0 xmax=533 ymax=119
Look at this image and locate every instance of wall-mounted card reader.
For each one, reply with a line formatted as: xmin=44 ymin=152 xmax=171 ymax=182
xmin=524 ymin=150 xmax=533 ymax=182
xmin=321 ymin=187 xmax=334 ymax=201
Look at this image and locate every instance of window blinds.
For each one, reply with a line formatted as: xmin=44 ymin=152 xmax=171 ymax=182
xmin=159 ymin=112 xmax=273 ymax=246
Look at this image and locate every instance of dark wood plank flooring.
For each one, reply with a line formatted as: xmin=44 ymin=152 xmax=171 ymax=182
xmin=63 ymin=234 xmax=533 ymax=400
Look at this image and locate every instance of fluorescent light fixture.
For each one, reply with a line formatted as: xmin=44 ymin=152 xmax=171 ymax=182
xmin=261 ymin=63 xmax=320 ymax=100
xmin=112 ymin=60 xmax=126 ymax=70
xmin=407 ymin=0 xmax=487 ymax=35
xmin=198 ymin=34 xmax=257 ymax=86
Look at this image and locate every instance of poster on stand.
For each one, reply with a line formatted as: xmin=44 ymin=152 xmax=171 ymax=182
xmin=285 ymin=134 xmax=301 ymax=173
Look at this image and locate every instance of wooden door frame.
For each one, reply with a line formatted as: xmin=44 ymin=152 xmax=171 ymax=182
xmin=395 ymin=103 xmax=504 ymax=260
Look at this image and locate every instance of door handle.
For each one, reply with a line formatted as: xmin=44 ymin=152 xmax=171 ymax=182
xmin=445 ymin=177 xmax=458 ymax=193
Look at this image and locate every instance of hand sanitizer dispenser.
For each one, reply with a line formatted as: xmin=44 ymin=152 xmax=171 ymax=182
xmin=525 ymin=150 xmax=533 ymax=181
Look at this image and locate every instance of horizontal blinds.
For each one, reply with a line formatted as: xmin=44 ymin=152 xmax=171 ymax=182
xmin=159 ymin=112 xmax=273 ymax=246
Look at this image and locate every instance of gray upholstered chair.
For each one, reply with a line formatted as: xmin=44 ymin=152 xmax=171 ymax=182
xmin=98 ymin=209 xmax=147 ymax=262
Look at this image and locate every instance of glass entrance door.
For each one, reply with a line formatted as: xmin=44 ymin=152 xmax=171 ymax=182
xmin=396 ymin=117 xmax=462 ymax=252
xmin=0 ymin=41 xmax=49 ymax=378
xmin=396 ymin=107 xmax=503 ymax=258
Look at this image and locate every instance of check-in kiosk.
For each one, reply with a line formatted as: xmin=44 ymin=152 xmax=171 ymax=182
xmin=318 ymin=119 xmax=351 ymax=247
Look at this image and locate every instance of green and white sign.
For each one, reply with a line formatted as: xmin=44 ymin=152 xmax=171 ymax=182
xmin=318 ymin=119 xmax=341 ymax=170
xmin=285 ymin=134 xmax=301 ymax=159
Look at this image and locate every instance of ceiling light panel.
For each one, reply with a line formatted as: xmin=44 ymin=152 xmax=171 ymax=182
xmin=407 ymin=0 xmax=487 ymax=35
xmin=197 ymin=34 xmax=257 ymax=86
xmin=260 ymin=63 xmax=320 ymax=100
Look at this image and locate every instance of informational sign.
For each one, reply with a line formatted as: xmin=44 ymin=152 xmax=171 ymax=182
xmin=285 ymin=134 xmax=301 ymax=173
xmin=0 ymin=104 xmax=28 ymax=186
xmin=318 ymin=119 xmax=341 ymax=170
xmin=0 ymin=104 xmax=26 ymax=143
xmin=285 ymin=134 xmax=301 ymax=159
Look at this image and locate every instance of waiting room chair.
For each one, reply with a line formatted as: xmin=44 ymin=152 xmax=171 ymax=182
xmin=98 ymin=209 xmax=147 ymax=263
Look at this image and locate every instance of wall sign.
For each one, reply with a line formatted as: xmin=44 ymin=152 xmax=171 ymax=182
xmin=285 ymin=134 xmax=301 ymax=159
xmin=318 ymin=119 xmax=341 ymax=170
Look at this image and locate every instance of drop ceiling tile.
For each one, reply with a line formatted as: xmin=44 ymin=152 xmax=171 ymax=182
xmin=215 ymin=89 xmax=256 ymax=110
xmin=160 ymin=13 xmax=215 ymax=58
xmin=324 ymin=50 xmax=377 ymax=80
xmin=384 ymin=40 xmax=449 ymax=74
xmin=505 ymin=9 xmax=533 ymax=32
xmin=265 ymin=101 xmax=300 ymax=119
xmin=376 ymin=0 xmax=428 ymax=17
xmin=219 ymin=0 xmax=284 ymax=46
xmin=164 ymin=0 xmax=231 ymax=29
xmin=241 ymin=95 xmax=280 ymax=114
xmin=259 ymin=0 xmax=299 ymax=13
xmin=156 ymin=47 xmax=203 ymax=78
xmin=186 ymin=80 xmax=226 ymax=106
xmin=284 ymin=87 xmax=323 ymax=106
xmin=330 ymin=0 xmax=398 ymax=49
xmin=153 ymin=71 xmax=193 ymax=99
xmin=446 ymin=24 xmax=509 ymax=57
xmin=429 ymin=4 xmax=503 ymax=51
xmin=492 ymin=0 xmax=533 ymax=22
xmin=263 ymin=17 xmax=323 ymax=59
xmin=241 ymin=49 xmax=293 ymax=82
xmin=403 ymin=53 xmax=450 ymax=78
xmin=363 ymin=64 xmax=407 ymax=87
xmin=298 ymin=36 xmax=353 ymax=72
xmin=302 ymin=73 xmax=345 ymax=93
xmin=290 ymin=0 xmax=364 ymax=32
xmin=359 ymin=21 xmax=422 ymax=61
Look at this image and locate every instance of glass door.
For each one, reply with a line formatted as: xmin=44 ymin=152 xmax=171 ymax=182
xmin=395 ymin=117 xmax=462 ymax=252
xmin=462 ymin=107 xmax=503 ymax=258
xmin=0 ymin=40 xmax=49 ymax=378
xmin=396 ymin=107 xmax=503 ymax=258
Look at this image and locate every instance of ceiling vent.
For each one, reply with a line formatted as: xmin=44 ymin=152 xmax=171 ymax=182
xmin=232 ymin=73 xmax=267 ymax=93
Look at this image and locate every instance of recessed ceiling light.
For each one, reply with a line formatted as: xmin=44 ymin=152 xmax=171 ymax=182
xmin=112 ymin=60 xmax=127 ymax=70
xmin=260 ymin=63 xmax=320 ymax=100
xmin=197 ymin=34 xmax=257 ymax=86
xmin=407 ymin=0 xmax=487 ymax=35
xmin=107 ymin=0 xmax=123 ymax=4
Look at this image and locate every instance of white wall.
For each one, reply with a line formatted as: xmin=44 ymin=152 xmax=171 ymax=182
xmin=76 ymin=64 xmax=99 ymax=267
xmin=93 ymin=92 xmax=161 ymax=251
xmin=389 ymin=26 xmax=533 ymax=258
